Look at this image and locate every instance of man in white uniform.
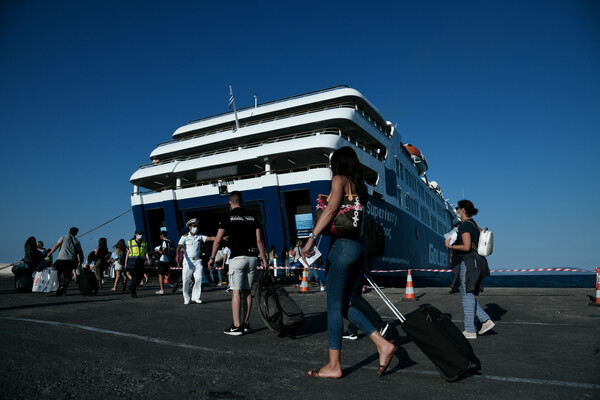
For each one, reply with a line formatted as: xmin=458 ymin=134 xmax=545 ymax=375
xmin=176 ymin=219 xmax=215 ymax=305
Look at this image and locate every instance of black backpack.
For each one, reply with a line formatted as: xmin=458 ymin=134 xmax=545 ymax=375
xmin=363 ymin=216 xmax=385 ymax=259
xmin=165 ymin=240 xmax=177 ymax=264
xmin=254 ymin=272 xmax=305 ymax=337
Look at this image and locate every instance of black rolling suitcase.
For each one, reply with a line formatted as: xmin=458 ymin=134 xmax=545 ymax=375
xmin=366 ymin=275 xmax=475 ymax=381
xmin=254 ymin=271 xmax=305 ymax=337
xmin=79 ymin=268 xmax=99 ymax=296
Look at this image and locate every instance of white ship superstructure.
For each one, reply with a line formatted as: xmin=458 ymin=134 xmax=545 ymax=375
xmin=130 ymin=86 xmax=456 ymax=275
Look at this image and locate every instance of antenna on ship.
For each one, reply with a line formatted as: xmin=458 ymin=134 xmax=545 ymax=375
xmin=228 ymin=85 xmax=240 ymax=131
xmin=254 ymin=93 xmax=257 ymax=108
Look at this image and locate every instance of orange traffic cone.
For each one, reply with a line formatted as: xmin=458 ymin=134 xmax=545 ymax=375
xmin=589 ymin=268 xmax=600 ymax=307
xmin=300 ymin=268 xmax=309 ymax=293
xmin=402 ymin=269 xmax=417 ymax=301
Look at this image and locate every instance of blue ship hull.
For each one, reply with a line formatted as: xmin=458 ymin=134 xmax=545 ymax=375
xmin=132 ymin=179 xmax=452 ymax=283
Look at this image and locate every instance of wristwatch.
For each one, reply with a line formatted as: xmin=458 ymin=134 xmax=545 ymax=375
xmin=209 ymin=256 xmax=215 ymax=261
xmin=308 ymin=232 xmax=315 ymax=239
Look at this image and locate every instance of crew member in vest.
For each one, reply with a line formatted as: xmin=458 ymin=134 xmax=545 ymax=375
xmin=47 ymin=227 xmax=83 ymax=296
xmin=124 ymin=229 xmax=150 ymax=298
xmin=208 ymin=191 xmax=268 ymax=336
xmin=177 ymin=219 xmax=216 ymax=305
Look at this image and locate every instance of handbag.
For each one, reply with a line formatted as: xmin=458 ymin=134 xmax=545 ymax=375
xmin=314 ymin=193 xmax=364 ymax=238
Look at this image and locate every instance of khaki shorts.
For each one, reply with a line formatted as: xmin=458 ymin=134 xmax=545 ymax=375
xmin=228 ymin=256 xmax=258 ymax=291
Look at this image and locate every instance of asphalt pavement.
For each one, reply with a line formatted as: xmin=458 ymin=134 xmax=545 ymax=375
xmin=0 ymin=272 xmax=598 ymax=400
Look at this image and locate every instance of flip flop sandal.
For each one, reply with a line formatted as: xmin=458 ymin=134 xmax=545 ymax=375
xmin=377 ymin=346 xmax=398 ymax=378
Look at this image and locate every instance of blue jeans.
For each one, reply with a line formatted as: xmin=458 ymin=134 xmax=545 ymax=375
xmin=459 ymin=262 xmax=491 ymax=332
xmin=210 ymin=267 xmax=223 ymax=283
xmin=307 ymin=265 xmax=322 ymax=285
xmin=326 ymin=238 xmax=376 ymax=350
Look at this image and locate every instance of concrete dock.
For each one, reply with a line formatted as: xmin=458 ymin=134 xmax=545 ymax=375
xmin=0 ymin=269 xmax=598 ymax=399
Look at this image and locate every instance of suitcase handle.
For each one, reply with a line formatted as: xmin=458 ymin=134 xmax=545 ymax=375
xmin=364 ymin=274 xmax=406 ymax=323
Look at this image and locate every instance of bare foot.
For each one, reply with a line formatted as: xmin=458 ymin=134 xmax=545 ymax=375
xmin=307 ymin=365 xmax=342 ymax=379
xmin=377 ymin=342 xmax=397 ymax=377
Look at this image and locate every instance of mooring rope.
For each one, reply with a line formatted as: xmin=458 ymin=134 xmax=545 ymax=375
xmin=76 ymin=209 xmax=132 ymax=239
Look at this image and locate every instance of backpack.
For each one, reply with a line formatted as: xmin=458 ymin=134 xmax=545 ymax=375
xmin=165 ymin=240 xmax=177 ymax=264
xmin=254 ymin=271 xmax=305 ymax=337
xmin=468 ymin=220 xmax=493 ymax=257
xmin=362 ymin=217 xmax=386 ymax=259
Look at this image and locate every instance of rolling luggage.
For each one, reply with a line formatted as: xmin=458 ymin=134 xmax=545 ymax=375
xmin=365 ymin=275 xmax=475 ymax=381
xmin=254 ymin=271 xmax=305 ymax=337
xmin=78 ymin=267 xmax=99 ymax=295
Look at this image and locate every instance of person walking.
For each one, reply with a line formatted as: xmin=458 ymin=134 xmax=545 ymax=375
xmin=94 ymin=238 xmax=110 ymax=290
xmin=445 ymin=199 xmax=494 ymax=339
xmin=156 ymin=231 xmax=177 ymax=295
xmin=176 ymin=219 xmax=215 ymax=305
xmin=124 ymin=229 xmax=150 ymax=298
xmin=46 ymin=227 xmax=83 ymax=296
xmin=110 ymin=239 xmax=128 ymax=291
xmin=208 ymin=191 xmax=268 ymax=336
xmin=301 ymin=147 xmax=396 ymax=378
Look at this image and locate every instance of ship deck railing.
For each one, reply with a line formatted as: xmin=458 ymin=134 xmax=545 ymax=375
xmin=155 ymin=101 xmax=390 ymax=149
xmin=139 ymin=128 xmax=386 ymax=170
xmin=186 ymin=85 xmax=349 ymax=125
xmin=132 ymin=162 xmax=331 ymax=196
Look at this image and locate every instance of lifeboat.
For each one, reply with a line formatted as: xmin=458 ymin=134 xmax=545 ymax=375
xmin=404 ymin=144 xmax=428 ymax=175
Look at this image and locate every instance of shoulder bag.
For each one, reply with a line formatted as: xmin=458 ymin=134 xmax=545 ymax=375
xmin=313 ymin=193 xmax=364 ymax=238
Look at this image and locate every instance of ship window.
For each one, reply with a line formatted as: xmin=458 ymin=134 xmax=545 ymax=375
xmin=405 ymin=194 xmax=419 ymax=217
xmin=421 ymin=206 xmax=430 ymax=227
xmin=397 ymin=187 xmax=402 ymax=207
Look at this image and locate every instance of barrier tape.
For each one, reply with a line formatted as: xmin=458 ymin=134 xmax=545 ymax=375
xmin=160 ymin=265 xmax=591 ymax=274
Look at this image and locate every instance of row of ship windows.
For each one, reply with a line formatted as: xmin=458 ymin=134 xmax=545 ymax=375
xmin=396 ymin=188 xmax=452 ymax=235
xmin=394 ymin=159 xmax=446 ymax=219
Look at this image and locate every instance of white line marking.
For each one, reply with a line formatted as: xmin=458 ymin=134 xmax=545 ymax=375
xmin=1 ymin=316 xmax=232 ymax=355
xmin=2 ymin=317 xmax=599 ymax=390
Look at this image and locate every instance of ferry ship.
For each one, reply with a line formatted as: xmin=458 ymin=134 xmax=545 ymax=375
xmin=129 ymin=86 xmax=457 ymax=279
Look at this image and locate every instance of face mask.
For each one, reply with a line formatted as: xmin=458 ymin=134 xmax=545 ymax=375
xmin=136 ymin=234 xmax=142 ymax=240
xmin=191 ymin=227 xmax=198 ymax=234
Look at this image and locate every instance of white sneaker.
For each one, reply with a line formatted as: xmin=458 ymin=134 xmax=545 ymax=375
xmin=478 ymin=320 xmax=495 ymax=335
xmin=184 ymin=299 xmax=190 ymax=305
xmin=319 ymin=285 xmax=325 ymax=292
xmin=462 ymin=330 xmax=477 ymax=340
xmin=193 ymin=299 xmax=203 ymax=304
xmin=155 ymin=290 xmax=164 ymax=295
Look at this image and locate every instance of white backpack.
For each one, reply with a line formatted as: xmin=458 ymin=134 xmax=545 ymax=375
xmin=469 ymin=220 xmax=493 ymax=257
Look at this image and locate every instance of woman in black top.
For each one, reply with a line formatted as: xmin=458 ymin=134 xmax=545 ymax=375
xmin=302 ymin=147 xmax=396 ymax=378
xmin=24 ymin=236 xmax=43 ymax=274
xmin=94 ymin=237 xmax=109 ymax=290
xmin=445 ymin=200 xmax=494 ymax=339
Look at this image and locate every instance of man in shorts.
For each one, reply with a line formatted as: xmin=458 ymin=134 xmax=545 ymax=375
xmin=208 ymin=191 xmax=267 ymax=336
xmin=46 ymin=227 xmax=83 ymax=296
xmin=155 ymin=231 xmax=177 ymax=295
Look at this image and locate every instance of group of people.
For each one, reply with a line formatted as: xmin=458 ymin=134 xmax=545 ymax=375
xmin=17 ymin=146 xmax=494 ymax=379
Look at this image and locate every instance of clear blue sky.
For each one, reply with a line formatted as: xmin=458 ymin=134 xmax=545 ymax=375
xmin=1 ymin=0 xmax=598 ymax=270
